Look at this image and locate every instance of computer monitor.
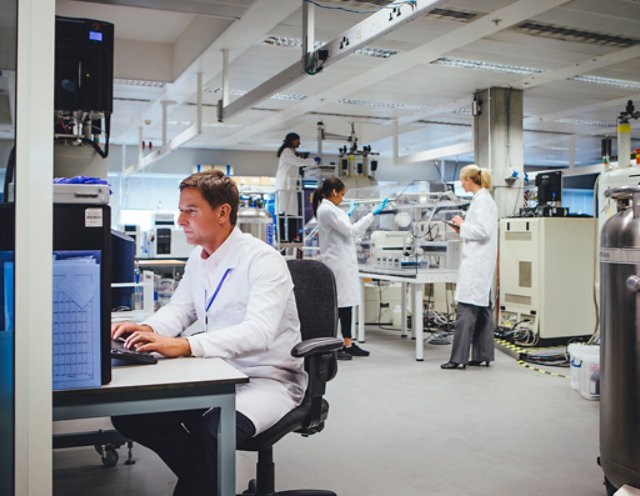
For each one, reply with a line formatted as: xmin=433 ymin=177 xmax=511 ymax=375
xmin=111 ymin=229 xmax=135 ymax=309
xmin=536 ymin=170 xmax=562 ymax=204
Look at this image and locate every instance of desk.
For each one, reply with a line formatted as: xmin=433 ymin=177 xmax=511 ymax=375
xmin=358 ymin=270 xmax=458 ymax=361
xmin=53 ymin=357 xmax=248 ymax=496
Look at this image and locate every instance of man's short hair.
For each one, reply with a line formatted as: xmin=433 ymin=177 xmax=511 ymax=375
xmin=179 ymin=170 xmax=239 ymax=225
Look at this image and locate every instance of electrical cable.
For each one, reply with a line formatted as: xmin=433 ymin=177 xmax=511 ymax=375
xmin=54 ymin=113 xmax=111 ymax=159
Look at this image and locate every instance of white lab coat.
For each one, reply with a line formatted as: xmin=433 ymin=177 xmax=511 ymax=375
xmin=316 ymin=199 xmax=374 ymax=307
xmin=275 ymin=147 xmax=316 ymax=215
xmin=143 ymin=228 xmax=307 ymax=434
xmin=454 ymin=188 xmax=498 ymax=307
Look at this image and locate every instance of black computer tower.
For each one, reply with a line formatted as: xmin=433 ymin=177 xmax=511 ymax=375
xmin=54 ymin=204 xmax=112 ymax=385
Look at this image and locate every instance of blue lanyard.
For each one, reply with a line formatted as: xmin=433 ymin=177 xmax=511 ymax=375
xmin=204 ymin=268 xmax=232 ymax=323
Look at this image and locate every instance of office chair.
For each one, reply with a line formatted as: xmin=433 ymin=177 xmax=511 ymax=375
xmin=238 ymin=259 xmax=343 ymax=496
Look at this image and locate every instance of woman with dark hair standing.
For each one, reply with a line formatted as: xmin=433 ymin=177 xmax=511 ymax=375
xmin=313 ymin=177 xmax=388 ymax=360
xmin=441 ymin=164 xmax=498 ymax=370
xmin=275 ymin=132 xmax=317 ymax=217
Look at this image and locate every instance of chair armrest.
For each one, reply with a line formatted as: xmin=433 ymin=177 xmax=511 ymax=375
xmin=292 ymin=337 xmax=343 ymax=358
xmin=291 ymin=337 xmax=342 ymax=432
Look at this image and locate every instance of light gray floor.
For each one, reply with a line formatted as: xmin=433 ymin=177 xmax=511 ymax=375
xmin=53 ymin=328 xmax=605 ymax=496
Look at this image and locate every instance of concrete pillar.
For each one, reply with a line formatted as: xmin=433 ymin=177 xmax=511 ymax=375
xmin=473 ymin=87 xmax=524 ymax=217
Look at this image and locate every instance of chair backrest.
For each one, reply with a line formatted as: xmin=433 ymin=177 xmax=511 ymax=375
xmin=286 ymin=259 xmax=337 ymax=341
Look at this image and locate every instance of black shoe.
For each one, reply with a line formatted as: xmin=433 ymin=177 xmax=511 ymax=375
xmin=468 ymin=360 xmax=490 ymax=367
xmin=337 ymin=348 xmax=353 ymax=360
xmin=440 ymin=361 xmax=465 ymax=369
xmin=345 ymin=343 xmax=370 ymax=357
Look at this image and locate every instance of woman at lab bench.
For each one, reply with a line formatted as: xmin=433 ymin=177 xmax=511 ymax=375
xmin=441 ymin=164 xmax=498 ymax=370
xmin=313 ymin=177 xmax=388 ymax=360
xmin=275 ymin=132 xmax=317 ymax=217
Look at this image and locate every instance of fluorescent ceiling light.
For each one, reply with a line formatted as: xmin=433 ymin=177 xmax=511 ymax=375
xmin=114 ymin=78 xmax=167 ymax=88
xmin=340 ymin=98 xmax=424 ymax=110
xmin=205 ymin=87 xmax=307 ymax=101
xmin=202 ymin=122 xmax=242 ymax=128
xmin=354 ymin=47 xmax=398 ymax=58
xmin=167 ymin=120 xmax=242 ymax=128
xmin=273 ymin=93 xmax=307 ymax=101
xmin=205 ymin=87 xmax=248 ymax=96
xmin=452 ymin=107 xmax=472 ymax=115
xmin=515 ymin=22 xmax=639 ymax=48
xmin=553 ymin=118 xmax=616 ymax=128
xmin=428 ymin=7 xmax=478 ymax=22
xmin=569 ymin=75 xmax=640 ymax=90
xmin=431 ymin=57 xmax=542 ymax=75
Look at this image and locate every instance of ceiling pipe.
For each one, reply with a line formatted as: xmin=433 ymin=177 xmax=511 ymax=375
xmin=125 ymin=72 xmax=204 ymax=176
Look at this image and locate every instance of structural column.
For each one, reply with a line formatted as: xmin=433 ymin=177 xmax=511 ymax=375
xmin=473 ymin=87 xmax=524 ymax=217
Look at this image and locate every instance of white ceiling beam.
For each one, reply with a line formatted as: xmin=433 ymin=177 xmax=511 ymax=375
xmin=395 ymin=141 xmax=474 ymax=164
xmin=512 ymin=45 xmax=640 ymax=90
xmin=115 ymin=0 xmax=300 ymax=143
xmin=219 ymin=0 xmax=571 ymax=147
xmin=219 ymin=0 xmax=442 ymax=122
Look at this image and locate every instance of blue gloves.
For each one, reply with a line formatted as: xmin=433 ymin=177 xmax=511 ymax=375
xmin=347 ymin=200 xmax=358 ymax=217
xmin=314 ymin=156 xmax=322 ymax=164
xmin=372 ymin=197 xmax=389 ymax=215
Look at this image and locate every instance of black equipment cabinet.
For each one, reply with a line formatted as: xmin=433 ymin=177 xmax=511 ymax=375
xmin=54 ymin=203 xmax=112 ymax=385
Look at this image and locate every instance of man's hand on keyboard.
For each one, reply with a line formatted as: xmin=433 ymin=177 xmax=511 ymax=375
xmin=111 ymin=321 xmax=153 ymax=340
xmin=124 ymin=331 xmax=192 ymax=358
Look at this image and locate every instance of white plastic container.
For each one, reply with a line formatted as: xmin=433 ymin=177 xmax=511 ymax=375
xmin=568 ymin=343 xmax=583 ymax=390
xmin=568 ymin=343 xmax=600 ymax=399
xmin=579 ymin=346 xmax=600 ymax=400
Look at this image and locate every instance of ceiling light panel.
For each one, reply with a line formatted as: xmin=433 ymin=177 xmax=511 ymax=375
xmin=426 ymin=7 xmax=479 ymax=22
xmin=515 ymin=22 xmax=640 ymax=48
xmin=569 ymin=75 xmax=640 ymax=90
xmin=431 ymin=57 xmax=542 ymax=75
xmin=553 ymin=118 xmax=616 ymax=128
xmin=205 ymin=87 xmax=307 ymax=101
xmin=114 ymin=78 xmax=167 ymax=88
xmin=339 ymin=98 xmax=424 ymax=110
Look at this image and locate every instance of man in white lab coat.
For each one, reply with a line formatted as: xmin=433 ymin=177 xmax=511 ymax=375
xmin=111 ymin=170 xmax=307 ymax=495
xmin=441 ymin=165 xmax=498 ymax=370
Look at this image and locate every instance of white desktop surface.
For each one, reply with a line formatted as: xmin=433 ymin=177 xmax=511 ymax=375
xmin=53 ymin=357 xmax=248 ymax=496
xmin=88 ymin=356 xmax=245 ymax=391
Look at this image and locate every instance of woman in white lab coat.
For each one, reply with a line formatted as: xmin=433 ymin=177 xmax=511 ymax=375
xmin=275 ymin=132 xmax=317 ymax=217
xmin=313 ymin=177 xmax=388 ymax=360
xmin=441 ymin=164 xmax=498 ymax=369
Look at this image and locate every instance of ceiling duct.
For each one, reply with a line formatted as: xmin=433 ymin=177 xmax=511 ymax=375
xmin=515 ymin=22 xmax=640 ymax=48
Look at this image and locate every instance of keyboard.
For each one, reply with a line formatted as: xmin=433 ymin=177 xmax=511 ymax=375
xmin=110 ymin=338 xmax=158 ymax=365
